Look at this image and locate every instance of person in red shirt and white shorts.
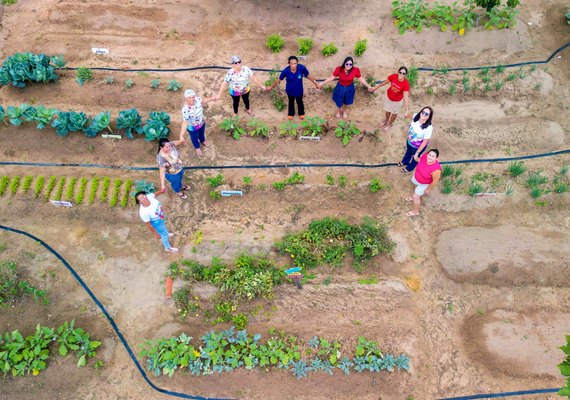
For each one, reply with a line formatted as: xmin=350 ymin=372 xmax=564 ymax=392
xmin=370 ymin=66 xmax=410 ymax=132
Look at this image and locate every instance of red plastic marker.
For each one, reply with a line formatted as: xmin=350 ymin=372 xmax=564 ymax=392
xmin=165 ymin=276 xmax=173 ymax=298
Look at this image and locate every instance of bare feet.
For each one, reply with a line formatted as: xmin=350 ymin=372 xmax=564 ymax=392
xmin=335 ymin=110 xmax=341 ymax=119
xmin=195 ymin=148 xmax=203 ymax=157
xmin=245 ymin=109 xmax=255 ymax=117
xmin=342 ymin=111 xmax=348 ymax=120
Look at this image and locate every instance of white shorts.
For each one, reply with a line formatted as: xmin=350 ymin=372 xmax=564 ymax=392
xmin=384 ymin=93 xmax=403 ymax=114
xmin=412 ymin=175 xmax=429 ymax=196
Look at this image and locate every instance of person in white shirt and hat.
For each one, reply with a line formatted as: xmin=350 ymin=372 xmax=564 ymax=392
xmin=179 ymin=89 xmax=218 ymax=157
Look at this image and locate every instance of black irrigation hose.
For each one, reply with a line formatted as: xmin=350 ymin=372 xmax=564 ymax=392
xmin=0 ymin=149 xmax=569 ymax=171
xmin=57 ymin=42 xmax=569 ymax=75
xmin=0 ymin=225 xmax=230 ymax=400
xmin=0 ymin=225 xmax=563 ymax=400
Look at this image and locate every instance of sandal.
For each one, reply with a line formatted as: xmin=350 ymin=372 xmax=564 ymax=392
xmin=401 ymin=167 xmax=410 ymax=174
xmin=406 ymin=211 xmax=420 ymax=217
xmin=201 ymin=141 xmax=208 ymax=147
xmin=245 ymin=109 xmax=255 ymax=117
xmin=176 ymin=192 xmax=188 ymax=200
xmin=181 ymin=185 xmax=190 ymax=191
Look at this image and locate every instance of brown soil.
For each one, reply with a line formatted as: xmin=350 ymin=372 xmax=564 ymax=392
xmin=1 ymin=0 xmax=569 ymax=399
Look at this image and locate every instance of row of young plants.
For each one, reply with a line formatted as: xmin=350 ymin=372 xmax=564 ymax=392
xmin=266 ymin=34 xmax=367 ymax=57
xmin=0 ymin=261 xmax=49 ymax=307
xmin=0 ymin=104 xmax=170 ymax=140
xmin=219 ymin=116 xmax=361 ymax=145
xmin=0 ymin=320 xmax=101 ymax=377
xmin=392 ymin=0 xmax=520 ymax=36
xmin=167 ymin=254 xmax=284 ymax=327
xmin=440 ymin=162 xmax=569 ymax=204
xmin=205 ymin=171 xmax=387 ymax=201
xmin=139 ymin=326 xmax=410 ymax=379
xmin=77 ymin=67 xmax=184 ymax=92
xmin=0 ymin=175 xmax=149 ymax=207
xmin=423 ymin=64 xmax=542 ymax=96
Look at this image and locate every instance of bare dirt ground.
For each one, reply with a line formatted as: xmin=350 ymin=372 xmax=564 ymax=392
xmin=0 ymin=0 xmax=569 ymax=399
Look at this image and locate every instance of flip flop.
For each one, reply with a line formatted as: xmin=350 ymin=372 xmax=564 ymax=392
xmin=401 ymin=167 xmax=410 ymax=173
xmin=181 ymin=185 xmax=190 ymax=191
xmin=176 ymin=192 xmax=188 ymax=200
xmin=406 ymin=211 xmax=420 ymax=217
xmin=246 ymin=109 xmax=255 ymax=117
xmin=397 ymin=162 xmax=404 ymax=167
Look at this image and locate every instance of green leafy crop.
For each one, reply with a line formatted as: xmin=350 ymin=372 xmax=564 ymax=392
xmin=266 ymin=34 xmax=285 ymax=53
xmin=0 ymin=52 xmax=60 ymax=88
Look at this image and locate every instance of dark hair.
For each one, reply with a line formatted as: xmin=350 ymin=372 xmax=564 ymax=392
xmin=428 ymin=148 xmax=439 ymax=158
xmin=134 ymin=191 xmax=147 ymax=204
xmin=398 ymin=66 xmax=408 ymax=75
xmin=340 ymin=56 xmax=354 ymax=72
xmin=288 ymin=55 xmax=298 ymax=63
xmin=157 ymin=138 xmax=170 ymax=154
xmin=413 ymin=106 xmax=434 ymax=130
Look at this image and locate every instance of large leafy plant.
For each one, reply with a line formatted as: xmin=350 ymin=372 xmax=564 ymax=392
xmin=143 ymin=111 xmax=171 ymax=141
xmin=84 ymin=111 xmax=111 ymax=137
xmin=117 ymin=108 xmax=143 ymax=139
xmin=0 ymin=52 xmax=61 ymax=88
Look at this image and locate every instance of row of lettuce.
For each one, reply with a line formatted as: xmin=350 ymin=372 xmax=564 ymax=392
xmin=0 ymin=104 xmax=170 ymax=140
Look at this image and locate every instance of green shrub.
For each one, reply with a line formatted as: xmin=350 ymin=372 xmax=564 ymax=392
xmin=297 ymin=38 xmax=314 ymax=55
xmin=407 ymin=66 xmax=419 ymax=88
xmin=525 ymin=170 xmax=548 ymax=188
xmin=507 ymin=161 xmax=526 ymax=177
xmin=369 ymin=178 xmax=385 ymax=193
xmin=354 ymin=39 xmax=367 ymax=57
xmin=206 ymin=173 xmax=224 ymax=188
xmin=266 ymin=34 xmax=285 ymax=53
xmin=75 ymin=67 xmax=93 ymax=85
xmin=322 ymin=42 xmax=338 ymax=57
xmin=167 ymin=80 xmax=182 ymax=92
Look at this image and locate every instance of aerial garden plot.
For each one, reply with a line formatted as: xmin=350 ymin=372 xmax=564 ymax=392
xmin=0 ymin=0 xmax=569 ymax=399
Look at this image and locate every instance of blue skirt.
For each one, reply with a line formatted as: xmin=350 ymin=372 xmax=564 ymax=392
xmin=332 ymin=83 xmax=355 ymax=107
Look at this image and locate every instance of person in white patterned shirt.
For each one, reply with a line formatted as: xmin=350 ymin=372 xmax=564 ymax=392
xmin=178 ymin=89 xmax=217 ymax=157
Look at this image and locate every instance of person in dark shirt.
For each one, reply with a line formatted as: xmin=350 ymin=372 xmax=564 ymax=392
xmin=266 ymin=55 xmax=319 ymax=120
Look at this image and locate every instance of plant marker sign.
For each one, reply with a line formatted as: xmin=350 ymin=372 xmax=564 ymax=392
xmin=221 ymin=190 xmax=243 ymax=197
xmin=285 ymin=267 xmax=304 ymax=289
xmin=50 ymin=200 xmax=73 ymax=207
xmin=102 ymin=134 xmax=122 ymax=139
xmin=299 ymin=136 xmax=320 ymax=141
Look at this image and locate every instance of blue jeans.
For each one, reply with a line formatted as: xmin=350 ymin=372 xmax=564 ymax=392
xmin=165 ymin=169 xmax=184 ymax=192
xmin=401 ymin=141 xmax=427 ymax=172
xmin=150 ymin=219 xmax=171 ymax=250
xmin=187 ymin=123 xmax=206 ymax=149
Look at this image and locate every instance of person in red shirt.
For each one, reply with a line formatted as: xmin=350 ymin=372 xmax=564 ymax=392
xmin=406 ymin=149 xmax=441 ymax=217
xmin=319 ymin=56 xmax=373 ymax=120
xmin=370 ymin=66 xmax=410 ymax=132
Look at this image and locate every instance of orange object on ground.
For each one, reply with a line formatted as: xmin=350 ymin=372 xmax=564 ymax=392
xmin=165 ymin=276 xmax=173 ymax=298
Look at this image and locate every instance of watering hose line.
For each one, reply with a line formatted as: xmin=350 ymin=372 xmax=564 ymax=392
xmin=56 ymin=42 xmax=570 ymax=83
xmin=1 ymin=149 xmax=569 ymax=172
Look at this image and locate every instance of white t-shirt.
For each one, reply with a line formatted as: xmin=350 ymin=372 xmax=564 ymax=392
xmin=407 ymin=114 xmax=433 ymax=148
xmin=139 ymin=193 xmax=165 ymax=223
xmin=224 ymin=66 xmax=253 ymax=96
xmin=182 ymin=97 xmax=204 ymax=130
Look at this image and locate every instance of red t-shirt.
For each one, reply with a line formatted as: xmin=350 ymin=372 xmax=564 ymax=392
xmin=414 ymin=153 xmax=441 ymax=184
xmin=333 ymin=66 xmax=361 ymax=86
xmin=386 ymin=74 xmax=410 ymax=101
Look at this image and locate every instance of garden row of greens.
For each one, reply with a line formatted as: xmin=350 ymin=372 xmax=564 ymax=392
xmin=392 ymin=0 xmax=520 ymax=36
xmin=0 ymin=175 xmax=140 ymax=207
xmin=167 ymin=218 xmax=394 ymax=327
xmin=139 ymin=326 xmax=410 ymax=379
xmin=440 ymin=162 xmax=569 ymax=204
xmin=266 ymin=34 xmax=367 ymax=57
xmin=0 ymin=104 xmax=170 ymax=140
xmin=1 ymin=320 xmax=101 ymax=377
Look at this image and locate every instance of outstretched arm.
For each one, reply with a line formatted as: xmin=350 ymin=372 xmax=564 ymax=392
xmin=370 ymin=79 xmax=389 ymax=92
xmin=357 ymin=76 xmax=373 ymax=91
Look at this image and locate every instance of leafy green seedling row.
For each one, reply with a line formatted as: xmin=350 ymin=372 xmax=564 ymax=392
xmin=101 ymin=177 xmax=111 ymax=203
xmin=34 ymin=176 xmax=45 ymax=197
xmin=65 ymin=177 xmax=77 ymax=201
xmin=9 ymin=176 xmax=20 ymax=195
xmin=88 ymin=177 xmax=100 ymax=204
xmin=21 ymin=176 xmax=33 ymax=193
xmin=109 ymin=179 xmax=123 ymax=207
xmin=75 ymin=177 xmax=88 ymax=205
xmin=53 ymin=177 xmax=66 ymax=201
xmin=44 ymin=176 xmax=57 ymax=200
xmin=121 ymin=179 xmax=132 ymax=208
